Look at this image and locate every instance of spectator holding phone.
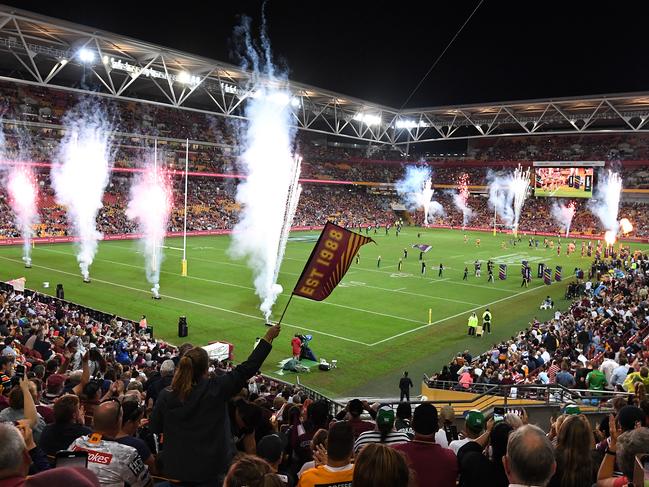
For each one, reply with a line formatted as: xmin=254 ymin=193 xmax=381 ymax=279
xmin=0 ymin=420 xmax=53 ymax=481
xmin=0 ymin=377 xmax=43 ymax=442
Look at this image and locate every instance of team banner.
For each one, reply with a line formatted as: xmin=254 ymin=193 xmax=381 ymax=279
xmin=499 ymin=264 xmax=507 ymax=280
xmin=555 ymin=266 xmax=562 ymax=282
xmin=6 ymin=277 xmax=25 ymax=292
xmin=544 ymin=267 xmax=552 ymax=285
xmin=537 ymin=263 xmax=546 ymax=278
xmin=293 ymin=222 xmax=374 ymax=301
xmin=411 ymin=244 xmax=432 ymax=253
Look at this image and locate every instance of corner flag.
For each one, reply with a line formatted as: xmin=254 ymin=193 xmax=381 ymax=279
xmin=293 ymin=222 xmax=374 ymax=301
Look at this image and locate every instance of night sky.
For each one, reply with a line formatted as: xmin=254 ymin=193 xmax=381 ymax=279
xmin=5 ymin=1 xmax=649 ymax=108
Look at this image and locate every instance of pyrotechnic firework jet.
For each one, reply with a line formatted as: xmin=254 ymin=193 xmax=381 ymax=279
xmin=551 ymin=200 xmax=576 ymax=238
xmin=511 ymin=164 xmax=531 ymax=237
xmin=0 ymin=128 xmax=40 ymax=267
xmin=53 ymin=102 xmax=113 ymax=282
xmin=452 ymin=173 xmax=473 ymax=230
xmin=487 ymin=170 xmax=515 ymax=231
xmin=7 ymin=166 xmax=39 ymax=267
xmin=589 ymin=170 xmax=622 ymax=244
xmin=126 ymin=146 xmax=172 ymax=300
xmin=487 ymin=165 xmax=530 ymax=237
xmin=395 ymin=165 xmax=444 ymax=225
xmin=228 ymin=17 xmax=303 ymax=320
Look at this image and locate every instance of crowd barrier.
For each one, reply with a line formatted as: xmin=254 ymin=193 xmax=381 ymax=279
xmin=0 ymin=226 xmax=326 ymax=246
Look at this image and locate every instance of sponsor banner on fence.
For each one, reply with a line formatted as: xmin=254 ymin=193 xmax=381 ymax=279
xmin=0 ymin=226 xmax=326 ymax=246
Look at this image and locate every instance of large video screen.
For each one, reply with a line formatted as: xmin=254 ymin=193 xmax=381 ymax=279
xmin=533 ymin=167 xmax=594 ymax=198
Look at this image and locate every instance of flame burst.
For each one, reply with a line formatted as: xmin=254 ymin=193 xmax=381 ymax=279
xmin=619 ymin=218 xmax=633 ymax=234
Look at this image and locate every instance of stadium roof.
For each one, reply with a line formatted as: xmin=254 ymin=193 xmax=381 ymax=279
xmin=1 ymin=4 xmax=649 ymax=147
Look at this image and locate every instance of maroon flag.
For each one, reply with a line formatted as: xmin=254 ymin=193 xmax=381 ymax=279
xmin=293 ymin=222 xmax=374 ymax=301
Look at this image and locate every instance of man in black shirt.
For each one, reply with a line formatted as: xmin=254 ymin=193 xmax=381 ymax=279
xmin=399 ymin=372 xmax=413 ymax=402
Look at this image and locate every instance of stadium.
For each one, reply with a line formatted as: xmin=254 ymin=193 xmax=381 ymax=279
xmin=0 ymin=3 xmax=648 ymax=487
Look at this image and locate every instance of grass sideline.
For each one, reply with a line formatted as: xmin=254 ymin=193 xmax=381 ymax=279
xmin=1 ymin=227 xmax=644 ymax=398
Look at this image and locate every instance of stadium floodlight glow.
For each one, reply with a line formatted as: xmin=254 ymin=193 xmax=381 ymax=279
xmin=354 ymin=113 xmax=381 ymax=127
xmin=290 ymin=96 xmax=301 ymax=108
xmin=177 ymin=71 xmax=191 ymax=85
xmin=102 ymin=55 xmax=109 ymax=65
xmin=396 ymin=119 xmax=427 ymax=129
xmin=78 ymin=48 xmax=96 ymax=63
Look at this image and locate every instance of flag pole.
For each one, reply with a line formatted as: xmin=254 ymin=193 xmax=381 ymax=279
xmin=275 ymin=293 xmax=294 ymax=326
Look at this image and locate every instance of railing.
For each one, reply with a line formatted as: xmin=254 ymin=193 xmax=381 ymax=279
xmin=417 ymin=381 xmax=633 ymax=413
xmin=260 ymin=374 xmax=345 ymax=415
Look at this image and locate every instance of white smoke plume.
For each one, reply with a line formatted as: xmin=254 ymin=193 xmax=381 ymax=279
xmin=0 ymin=129 xmax=39 ymax=266
xmin=487 ymin=165 xmax=531 ymax=232
xmin=551 ymin=200 xmax=576 ymax=237
xmin=228 ymin=16 xmax=302 ymax=320
xmin=487 ymin=170 xmax=515 ymax=227
xmin=395 ymin=165 xmax=445 ymax=224
xmin=52 ymin=102 xmax=113 ymax=280
xmin=126 ymin=161 xmax=172 ymax=298
xmin=588 ymin=170 xmax=622 ymax=234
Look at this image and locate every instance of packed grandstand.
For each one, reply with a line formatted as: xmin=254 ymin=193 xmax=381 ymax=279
xmin=1 ymin=6 xmax=649 ymax=487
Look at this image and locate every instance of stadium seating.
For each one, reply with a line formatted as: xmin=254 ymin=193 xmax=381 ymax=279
xmin=2 ymin=81 xmax=649 ymax=487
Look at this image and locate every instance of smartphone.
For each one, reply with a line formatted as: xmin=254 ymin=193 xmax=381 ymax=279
xmin=493 ymin=407 xmax=505 ymax=423
xmin=55 ymin=450 xmax=88 ymax=468
xmin=15 ymin=365 xmax=25 ymax=380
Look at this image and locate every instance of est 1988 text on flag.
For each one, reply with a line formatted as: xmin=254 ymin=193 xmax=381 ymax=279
xmin=293 ymin=222 xmax=374 ymax=301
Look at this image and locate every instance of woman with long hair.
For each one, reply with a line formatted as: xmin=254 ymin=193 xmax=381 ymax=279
xmin=224 ymin=455 xmax=283 ymax=487
xmin=352 ymin=443 xmax=411 ymax=487
xmin=548 ymin=414 xmax=598 ymax=487
xmin=150 ymin=324 xmax=280 ymax=485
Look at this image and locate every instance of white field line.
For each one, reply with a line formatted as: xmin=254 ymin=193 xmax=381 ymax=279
xmin=34 ymin=247 xmax=424 ymax=325
xmin=368 ymin=275 xmax=575 ymax=347
xmin=0 ymin=255 xmax=370 ymax=346
xmin=341 ymin=263 xmax=515 ymax=293
xmin=360 ymin=283 xmax=480 ymax=306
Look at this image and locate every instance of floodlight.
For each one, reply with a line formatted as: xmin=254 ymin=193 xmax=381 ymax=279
xmin=78 ymin=48 xmax=96 ymax=63
xmin=177 ymin=71 xmax=191 ymax=84
xmin=354 ymin=113 xmax=381 ymax=127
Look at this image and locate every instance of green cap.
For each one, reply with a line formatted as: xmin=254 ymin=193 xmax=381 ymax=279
xmin=465 ymin=409 xmax=485 ymax=432
xmin=564 ymin=405 xmax=581 ymax=415
xmin=376 ymin=405 xmax=395 ymax=428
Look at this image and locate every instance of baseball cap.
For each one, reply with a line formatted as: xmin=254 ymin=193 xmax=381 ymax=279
xmin=376 ymin=405 xmax=395 ymax=428
xmin=465 ymin=409 xmax=485 ymax=432
xmin=256 ymin=433 xmax=287 ymax=464
xmin=24 ymin=466 xmax=100 ymax=487
xmin=412 ymin=403 xmax=439 ymax=435
xmin=564 ymin=405 xmax=581 ymax=415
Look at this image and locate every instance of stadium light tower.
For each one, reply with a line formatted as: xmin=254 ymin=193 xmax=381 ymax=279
xmin=78 ymin=48 xmax=96 ymax=64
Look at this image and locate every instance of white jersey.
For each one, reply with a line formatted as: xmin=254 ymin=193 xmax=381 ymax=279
xmin=70 ymin=434 xmax=151 ymax=487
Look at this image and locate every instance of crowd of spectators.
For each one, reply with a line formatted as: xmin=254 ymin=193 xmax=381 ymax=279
xmin=429 ymin=249 xmax=649 ymax=412
xmin=1 ymin=274 xmax=649 ymax=486
xmin=2 ymin=170 xmax=649 ymax=241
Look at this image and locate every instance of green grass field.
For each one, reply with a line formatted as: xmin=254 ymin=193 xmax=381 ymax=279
xmin=1 ymin=228 xmax=645 ymax=399
xmin=534 ymin=186 xmax=592 ymax=198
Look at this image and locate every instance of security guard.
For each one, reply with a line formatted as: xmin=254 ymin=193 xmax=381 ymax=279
xmin=467 ymin=312 xmax=478 ymax=336
xmin=482 ymin=308 xmax=492 ymax=334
